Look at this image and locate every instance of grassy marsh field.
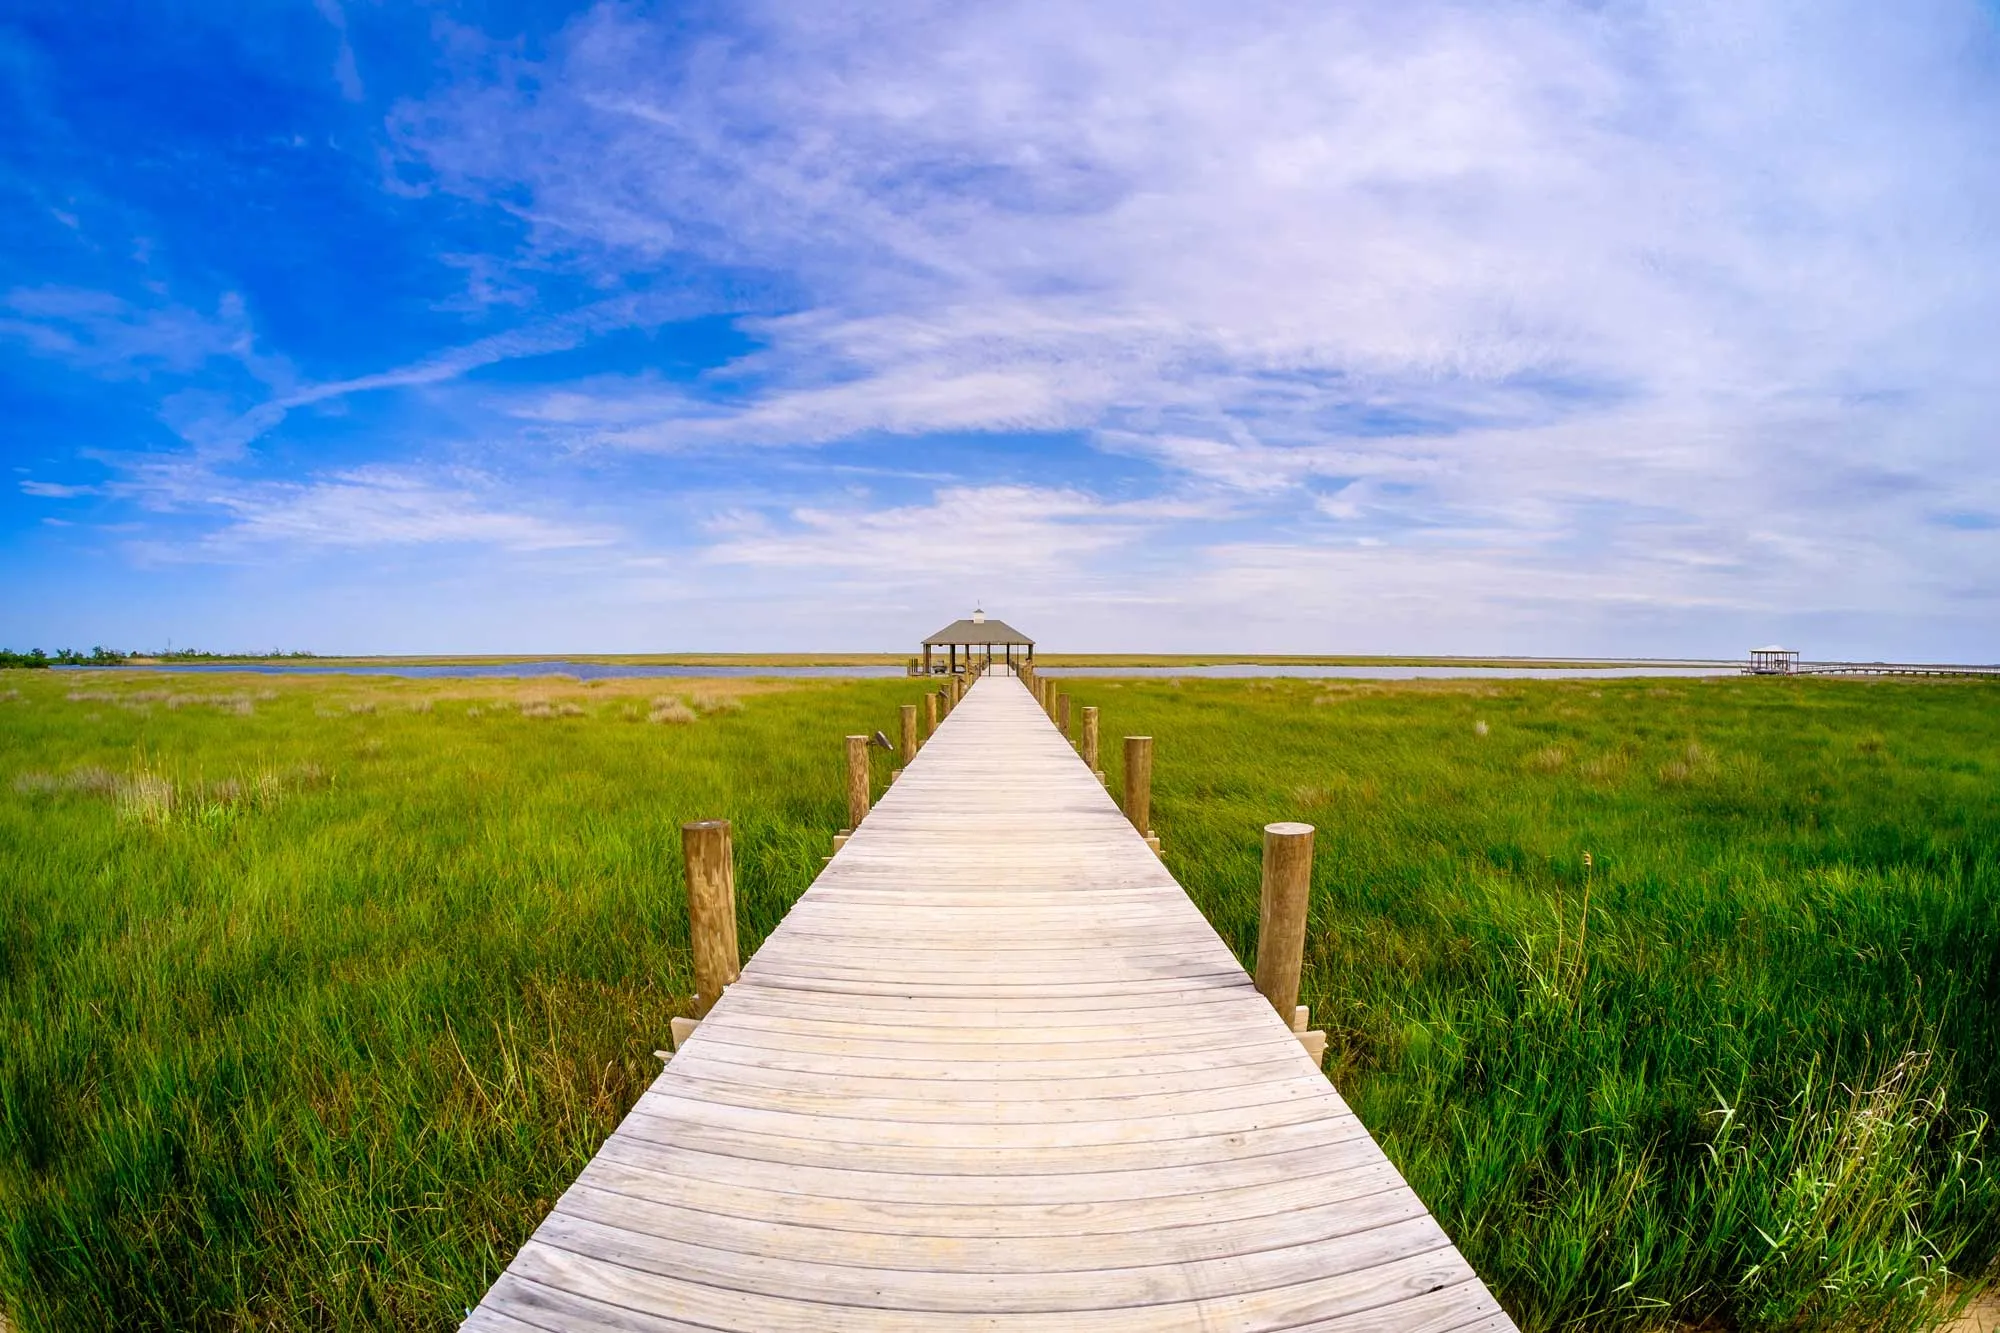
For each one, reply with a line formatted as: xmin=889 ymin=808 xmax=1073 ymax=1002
xmin=0 ymin=669 xmax=1995 ymax=1331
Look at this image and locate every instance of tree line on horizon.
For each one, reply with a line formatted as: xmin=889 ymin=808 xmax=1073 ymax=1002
xmin=0 ymin=647 xmax=319 ymax=668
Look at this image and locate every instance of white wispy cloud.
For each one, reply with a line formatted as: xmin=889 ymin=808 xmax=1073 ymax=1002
xmin=703 ymin=483 xmax=1214 ymax=577
xmin=375 ymin=0 xmax=2000 ymax=648
xmin=0 ymin=286 xmax=289 ymax=385
xmin=201 ymin=467 xmax=616 ymax=554
xmin=19 ymin=480 xmax=97 ymax=498
xmin=312 ymin=0 xmax=364 ymax=102
xmin=15 ymin=1 xmax=1998 ymax=655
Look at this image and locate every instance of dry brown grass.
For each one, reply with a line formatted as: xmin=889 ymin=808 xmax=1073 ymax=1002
xmin=67 ymin=689 xmax=259 ymax=715
xmin=1527 ymin=745 xmax=1568 ymax=772
xmin=41 ymin=670 xmax=792 ymax=723
xmin=647 ymin=697 xmax=697 ymax=724
xmin=12 ymin=761 xmax=331 ymax=824
xmin=1581 ymin=751 xmax=1630 ymax=782
xmin=1658 ymin=739 xmax=1720 ymax=784
xmin=519 ymin=701 xmax=588 ymax=719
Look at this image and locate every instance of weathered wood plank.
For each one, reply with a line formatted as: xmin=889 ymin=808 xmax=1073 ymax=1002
xmin=465 ymin=674 xmax=1516 ymax=1332
xmin=565 ymin=1153 xmax=1410 ymax=1237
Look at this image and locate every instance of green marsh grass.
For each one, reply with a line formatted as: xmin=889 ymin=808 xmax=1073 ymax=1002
xmin=1101 ymin=674 xmax=2000 ymax=1332
xmin=0 ymin=671 xmax=908 ymax=1330
xmin=1 ymin=670 xmax=1995 ymax=1330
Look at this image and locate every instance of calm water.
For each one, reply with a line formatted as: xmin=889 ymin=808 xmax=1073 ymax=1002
xmin=1042 ymin=664 xmax=1735 ymax=680
xmin=82 ymin=660 xmax=1737 ymax=681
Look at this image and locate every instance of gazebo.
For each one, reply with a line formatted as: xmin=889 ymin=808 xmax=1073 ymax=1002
xmin=1748 ymin=646 xmax=1800 ymax=675
xmin=921 ymin=609 xmax=1033 ymax=675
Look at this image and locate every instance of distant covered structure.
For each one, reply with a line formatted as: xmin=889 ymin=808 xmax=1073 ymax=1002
xmin=1748 ymin=646 xmax=1800 ymax=675
xmin=919 ymin=609 xmax=1033 ymax=675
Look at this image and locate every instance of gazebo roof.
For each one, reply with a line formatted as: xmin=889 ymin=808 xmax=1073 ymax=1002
xmin=924 ymin=615 xmax=1033 ymax=647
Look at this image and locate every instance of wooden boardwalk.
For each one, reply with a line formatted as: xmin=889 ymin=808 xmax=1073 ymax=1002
xmin=465 ymin=674 xmax=1516 ymax=1332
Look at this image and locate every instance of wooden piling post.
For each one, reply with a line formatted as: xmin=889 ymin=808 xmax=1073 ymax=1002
xmin=1082 ymin=706 xmax=1099 ymax=771
xmin=1254 ymin=822 xmax=1315 ymax=1023
xmin=1123 ymin=736 xmax=1152 ymax=835
xmin=924 ymin=692 xmax=937 ymax=737
xmin=1057 ymin=693 xmax=1071 ymax=740
xmin=900 ymin=704 xmax=918 ymax=766
xmin=680 ymin=819 xmax=739 ymax=1018
xmin=846 ymin=735 xmax=870 ymax=829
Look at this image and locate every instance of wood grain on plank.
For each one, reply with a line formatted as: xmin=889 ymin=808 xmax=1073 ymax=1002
xmin=465 ymin=674 xmax=1516 ymax=1332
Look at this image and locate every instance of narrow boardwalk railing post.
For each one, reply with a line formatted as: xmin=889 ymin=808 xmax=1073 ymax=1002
xmin=1123 ymin=735 xmax=1152 ymax=836
xmin=1082 ymin=705 xmax=1100 ymax=776
xmin=680 ymin=819 xmax=739 ymax=1018
xmin=1057 ymin=692 xmax=1071 ymax=741
xmin=900 ymin=704 xmax=918 ymax=765
xmin=846 ymin=734 xmax=870 ymax=828
xmin=924 ymin=692 xmax=937 ymax=738
xmin=1255 ymin=822 xmax=1314 ymax=1022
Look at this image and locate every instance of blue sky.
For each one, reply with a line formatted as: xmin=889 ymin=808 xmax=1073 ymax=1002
xmin=4 ymin=1 xmax=1999 ymax=656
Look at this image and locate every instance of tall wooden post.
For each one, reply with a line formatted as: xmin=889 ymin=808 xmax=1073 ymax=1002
xmin=900 ymin=704 xmax=918 ymax=766
xmin=680 ymin=820 xmax=739 ymax=1018
xmin=1082 ymin=706 xmax=1100 ymax=771
xmin=1254 ymin=823 xmax=1315 ymax=1022
xmin=1123 ymin=736 xmax=1152 ymax=834
xmin=846 ymin=735 xmax=870 ymax=829
xmin=1057 ymin=693 xmax=1071 ymax=740
xmin=923 ymin=692 xmax=937 ymax=738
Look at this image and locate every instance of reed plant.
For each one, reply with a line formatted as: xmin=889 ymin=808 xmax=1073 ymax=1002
xmin=0 ymin=670 xmax=1994 ymax=1330
xmin=0 ymin=671 xmax=903 ymax=1330
xmin=1101 ymin=673 xmax=2000 ymax=1332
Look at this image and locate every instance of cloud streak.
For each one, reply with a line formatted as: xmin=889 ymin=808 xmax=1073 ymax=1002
xmin=9 ymin=0 xmax=2000 ymax=654
xmin=205 ymin=467 xmax=614 ymax=552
